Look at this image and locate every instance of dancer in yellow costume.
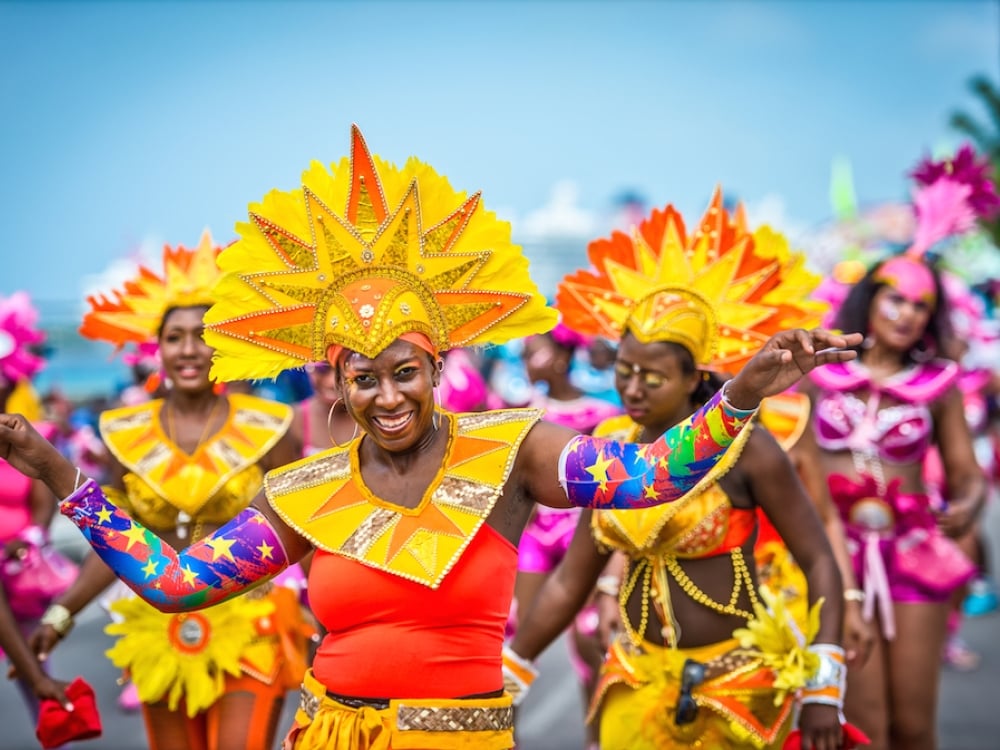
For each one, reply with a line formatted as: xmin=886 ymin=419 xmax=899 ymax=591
xmin=2 ymin=128 xmax=859 ymax=750
xmin=508 ymin=194 xmax=854 ymax=750
xmin=32 ymin=233 xmax=308 ymax=750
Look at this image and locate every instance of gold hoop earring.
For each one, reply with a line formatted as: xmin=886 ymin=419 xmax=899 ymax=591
xmin=328 ymin=399 xmax=359 ymax=449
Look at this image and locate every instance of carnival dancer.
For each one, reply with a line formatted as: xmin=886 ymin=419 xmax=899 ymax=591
xmin=29 ymin=233 xmax=309 ymax=750
xmin=802 ymin=149 xmax=995 ymax=749
xmin=508 ymin=192 xmax=857 ymax=750
xmin=1 ymin=127 xmax=860 ymax=750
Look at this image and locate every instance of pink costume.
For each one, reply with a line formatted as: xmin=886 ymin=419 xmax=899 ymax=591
xmin=811 ymin=360 xmax=976 ymax=637
xmin=518 ymin=394 xmax=622 ymax=575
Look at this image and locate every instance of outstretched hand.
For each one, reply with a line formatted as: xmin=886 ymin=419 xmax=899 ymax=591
xmin=726 ymin=329 xmax=862 ymax=409
xmin=0 ymin=414 xmax=76 ymax=495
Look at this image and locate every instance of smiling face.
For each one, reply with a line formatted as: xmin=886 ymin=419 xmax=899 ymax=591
xmin=337 ymin=338 xmax=440 ymax=453
xmin=522 ymin=333 xmax=571 ymax=385
xmin=614 ymin=333 xmax=700 ymax=435
xmin=158 ymin=306 xmax=214 ymax=395
xmin=868 ymin=286 xmax=933 ymax=353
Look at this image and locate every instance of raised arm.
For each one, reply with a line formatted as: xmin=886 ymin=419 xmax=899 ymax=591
xmin=0 ymin=414 xmax=309 ymax=613
xmin=524 ymin=329 xmax=862 ymax=510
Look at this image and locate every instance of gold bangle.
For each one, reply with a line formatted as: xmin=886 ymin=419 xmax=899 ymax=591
xmin=40 ymin=604 xmax=74 ymax=638
xmin=843 ymin=588 xmax=865 ymax=603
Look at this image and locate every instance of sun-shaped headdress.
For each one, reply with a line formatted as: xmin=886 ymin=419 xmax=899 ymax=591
xmin=80 ymin=230 xmax=225 ymax=349
xmin=0 ymin=291 xmax=45 ymax=384
xmin=557 ymin=189 xmax=825 ymax=374
xmin=203 ymin=126 xmax=557 ymax=381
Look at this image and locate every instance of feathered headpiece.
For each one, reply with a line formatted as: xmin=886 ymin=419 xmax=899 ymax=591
xmin=80 ymin=230 xmax=224 ymax=349
xmin=557 ymin=189 xmax=825 ymax=374
xmin=0 ymin=291 xmax=45 ymax=384
xmin=874 ymin=144 xmax=1000 ymax=304
xmin=203 ymin=125 xmax=557 ymax=381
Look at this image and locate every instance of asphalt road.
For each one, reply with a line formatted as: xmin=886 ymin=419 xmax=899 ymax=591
xmin=3 ymin=501 xmax=998 ymax=749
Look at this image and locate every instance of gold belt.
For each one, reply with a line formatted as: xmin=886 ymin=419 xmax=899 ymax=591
xmin=297 ymin=669 xmax=513 ymax=735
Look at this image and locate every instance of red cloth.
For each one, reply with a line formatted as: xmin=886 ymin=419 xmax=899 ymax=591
xmin=35 ymin=677 xmax=102 ymax=749
xmin=783 ymin=722 xmax=870 ymax=749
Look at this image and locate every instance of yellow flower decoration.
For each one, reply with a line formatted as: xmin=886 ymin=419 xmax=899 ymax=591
xmin=106 ymin=594 xmax=274 ymax=717
xmin=732 ymin=587 xmax=823 ymax=706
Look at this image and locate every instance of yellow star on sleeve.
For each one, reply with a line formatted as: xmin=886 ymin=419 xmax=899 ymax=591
xmin=206 ymin=536 xmax=237 ymax=562
xmin=142 ymin=558 xmax=159 ymax=578
xmin=256 ymin=541 xmax=274 ymax=560
xmin=644 ymin=484 xmax=658 ymax=500
xmin=121 ymin=522 xmax=149 ymax=552
xmin=585 ymin=454 xmax=616 ymax=483
xmin=180 ymin=565 xmax=199 ymax=587
xmin=96 ymin=506 xmax=114 ymax=525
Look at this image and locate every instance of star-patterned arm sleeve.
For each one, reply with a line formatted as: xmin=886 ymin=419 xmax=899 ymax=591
xmin=558 ymin=390 xmax=754 ymax=509
xmin=60 ymin=479 xmax=289 ymax=612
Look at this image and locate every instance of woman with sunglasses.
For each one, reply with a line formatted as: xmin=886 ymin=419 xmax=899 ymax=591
xmin=0 ymin=128 xmax=858 ymax=750
xmin=508 ymin=195 xmax=851 ymax=750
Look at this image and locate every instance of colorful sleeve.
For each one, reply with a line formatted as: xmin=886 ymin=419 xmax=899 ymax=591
xmin=60 ymin=479 xmax=289 ymax=612
xmin=558 ymin=389 xmax=754 ymax=509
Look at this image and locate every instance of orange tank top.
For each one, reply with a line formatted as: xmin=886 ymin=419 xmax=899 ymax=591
xmin=309 ymin=526 xmax=517 ymax=697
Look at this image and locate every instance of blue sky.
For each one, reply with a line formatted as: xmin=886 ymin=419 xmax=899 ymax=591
xmin=2 ymin=0 xmax=998 ymax=308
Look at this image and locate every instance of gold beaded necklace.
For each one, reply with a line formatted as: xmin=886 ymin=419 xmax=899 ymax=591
xmin=617 ymin=420 xmax=761 ymax=650
xmin=163 ymin=395 xmax=224 ymax=540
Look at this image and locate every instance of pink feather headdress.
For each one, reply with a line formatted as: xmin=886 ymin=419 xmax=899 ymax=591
xmin=0 ymin=291 xmax=45 ymax=384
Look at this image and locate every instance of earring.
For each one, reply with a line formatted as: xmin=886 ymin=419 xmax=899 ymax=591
xmin=328 ymin=399 xmax=359 ymax=449
xmin=910 ymin=336 xmax=936 ymax=363
xmin=862 ymin=335 xmax=875 ymax=350
xmin=432 ymin=386 xmax=441 ymax=431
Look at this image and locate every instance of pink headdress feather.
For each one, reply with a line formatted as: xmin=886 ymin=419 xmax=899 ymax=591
xmin=0 ymin=291 xmax=45 ymax=384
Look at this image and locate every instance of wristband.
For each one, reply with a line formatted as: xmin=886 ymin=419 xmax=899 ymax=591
xmin=843 ymin=588 xmax=865 ymax=603
xmin=17 ymin=524 xmax=48 ymax=548
xmin=596 ymin=575 xmax=620 ymax=598
xmin=40 ymin=604 xmax=75 ymax=638
xmin=801 ymin=643 xmax=846 ymax=709
xmin=502 ymin=645 xmax=538 ymax=706
xmin=720 ymin=379 xmax=759 ymax=416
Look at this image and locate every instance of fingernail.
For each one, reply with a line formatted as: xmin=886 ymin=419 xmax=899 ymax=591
xmin=64 ymin=703 xmax=74 ymax=712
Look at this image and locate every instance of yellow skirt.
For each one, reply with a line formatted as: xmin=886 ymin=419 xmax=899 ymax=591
xmin=284 ymin=669 xmax=513 ymax=750
xmin=596 ymin=637 xmax=796 ymax=750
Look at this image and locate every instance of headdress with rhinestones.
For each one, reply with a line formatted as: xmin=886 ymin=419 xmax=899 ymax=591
xmin=203 ymin=125 xmax=557 ymax=381
xmin=557 ymin=189 xmax=825 ymax=374
xmin=0 ymin=291 xmax=45 ymax=384
xmin=80 ymin=230 xmax=225 ymax=350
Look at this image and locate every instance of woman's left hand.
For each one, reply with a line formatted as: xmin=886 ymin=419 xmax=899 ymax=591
xmin=797 ymin=703 xmax=845 ymax=750
xmin=935 ymin=496 xmax=982 ymax=538
xmin=726 ymin=329 xmax=863 ymax=409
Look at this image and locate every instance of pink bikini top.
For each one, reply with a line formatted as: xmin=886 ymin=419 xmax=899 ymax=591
xmin=810 ymin=359 xmax=958 ymax=464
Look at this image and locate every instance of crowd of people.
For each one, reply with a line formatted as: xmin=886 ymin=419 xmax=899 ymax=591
xmin=0 ymin=126 xmax=998 ymax=750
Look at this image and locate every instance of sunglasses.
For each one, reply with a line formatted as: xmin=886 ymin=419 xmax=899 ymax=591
xmin=614 ymin=361 xmax=669 ymax=389
xmin=674 ymin=658 xmax=706 ymax=726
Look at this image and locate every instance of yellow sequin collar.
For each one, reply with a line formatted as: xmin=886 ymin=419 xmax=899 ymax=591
xmin=265 ymin=408 xmax=542 ymax=588
xmin=100 ymin=393 xmax=292 ymax=518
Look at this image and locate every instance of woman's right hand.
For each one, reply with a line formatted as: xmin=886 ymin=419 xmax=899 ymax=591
xmin=842 ymin=601 xmax=875 ymax=667
xmin=596 ymin=590 xmax=621 ymax=651
xmin=0 ymin=414 xmax=79 ymax=497
xmin=30 ymin=674 xmax=73 ymax=710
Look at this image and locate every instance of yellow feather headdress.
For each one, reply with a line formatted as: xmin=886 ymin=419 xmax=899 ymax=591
xmin=204 ymin=126 xmax=557 ymax=382
xmin=80 ymin=231 xmax=224 ymax=348
xmin=557 ymin=189 xmax=826 ymax=374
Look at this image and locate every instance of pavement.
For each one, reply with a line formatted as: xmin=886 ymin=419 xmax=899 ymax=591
xmin=3 ymin=502 xmax=998 ymax=749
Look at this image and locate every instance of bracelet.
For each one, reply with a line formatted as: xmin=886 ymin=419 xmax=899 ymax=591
xmin=17 ymin=524 xmax=48 ymax=548
xmin=843 ymin=588 xmax=865 ymax=603
xmin=802 ymin=643 xmax=846 ymax=708
xmin=719 ymin=380 xmax=759 ymax=416
xmin=595 ymin=575 xmax=620 ymax=598
xmin=502 ymin=645 xmax=538 ymax=707
xmin=40 ymin=604 xmax=75 ymax=638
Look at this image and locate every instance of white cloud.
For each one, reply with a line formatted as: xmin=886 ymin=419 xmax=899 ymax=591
xmin=79 ymin=235 xmax=164 ymax=308
xmin=515 ymin=180 xmax=600 ymax=242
